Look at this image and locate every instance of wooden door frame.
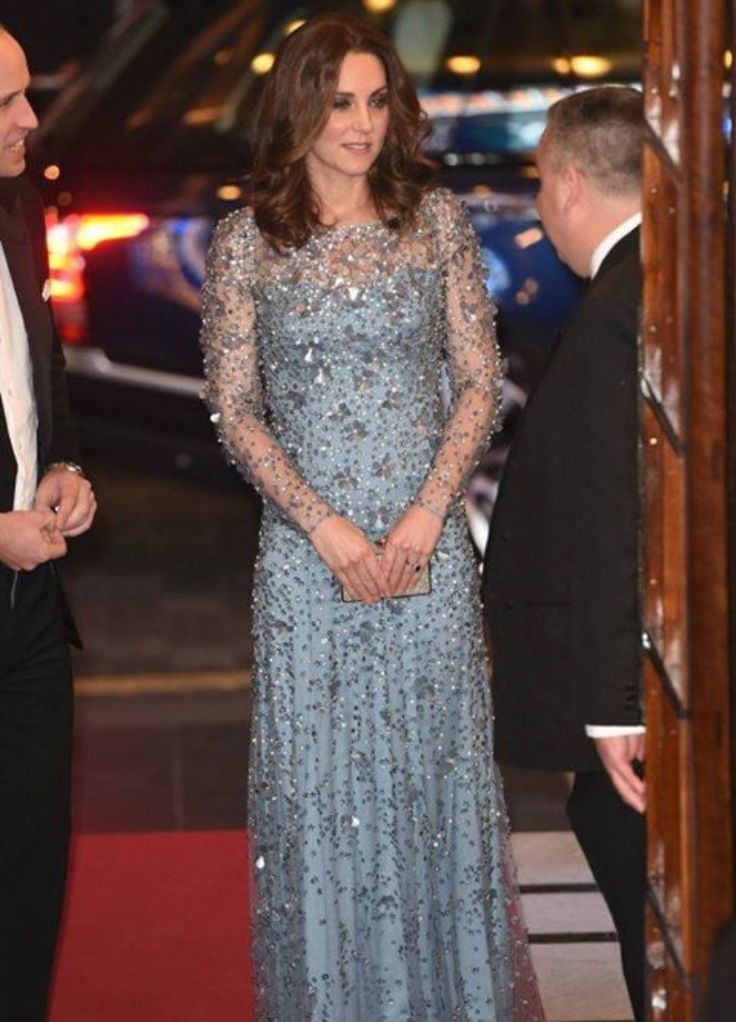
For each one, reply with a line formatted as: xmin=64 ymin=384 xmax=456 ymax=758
xmin=642 ymin=0 xmax=734 ymax=1018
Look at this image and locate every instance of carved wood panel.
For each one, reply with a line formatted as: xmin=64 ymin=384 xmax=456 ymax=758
xmin=642 ymin=0 xmax=733 ymax=1017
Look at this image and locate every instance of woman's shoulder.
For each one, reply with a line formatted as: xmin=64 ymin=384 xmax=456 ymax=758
xmin=420 ymin=185 xmax=465 ymax=218
xmin=419 ymin=186 xmax=471 ymax=235
xmin=211 ymin=205 xmax=258 ymax=245
xmin=418 ymin=187 xmax=477 ymax=259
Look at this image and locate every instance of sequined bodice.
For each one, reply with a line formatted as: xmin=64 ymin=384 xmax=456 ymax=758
xmin=256 ymin=226 xmax=448 ymax=532
xmin=200 ymin=188 xmax=501 ymax=536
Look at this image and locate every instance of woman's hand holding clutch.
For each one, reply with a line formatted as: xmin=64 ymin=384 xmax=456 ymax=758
xmin=382 ymin=505 xmax=442 ymax=598
xmin=310 ymin=515 xmax=388 ymax=604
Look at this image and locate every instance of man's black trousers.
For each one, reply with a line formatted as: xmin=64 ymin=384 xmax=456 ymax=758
xmin=567 ymin=769 xmax=646 ymax=1022
xmin=0 ymin=564 xmax=73 ymax=1022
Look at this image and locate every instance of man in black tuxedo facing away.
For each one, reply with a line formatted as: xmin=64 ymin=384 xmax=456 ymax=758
xmin=483 ymin=87 xmax=646 ymax=1021
xmin=0 ymin=26 xmax=96 ymax=1021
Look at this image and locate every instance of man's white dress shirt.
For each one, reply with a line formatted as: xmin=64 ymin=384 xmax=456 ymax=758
xmin=0 ymin=240 xmax=38 ymax=511
xmin=589 ymin=213 xmax=642 ymax=280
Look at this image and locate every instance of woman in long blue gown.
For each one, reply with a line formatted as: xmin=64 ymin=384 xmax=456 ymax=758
xmin=200 ymin=13 xmax=543 ymax=1022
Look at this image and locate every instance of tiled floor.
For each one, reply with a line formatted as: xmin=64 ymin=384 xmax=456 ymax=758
xmin=514 ymin=834 xmax=631 ymax=1020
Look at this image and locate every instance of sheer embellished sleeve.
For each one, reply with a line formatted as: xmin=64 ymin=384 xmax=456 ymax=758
xmin=414 ymin=189 xmax=502 ymax=522
xmin=199 ymin=211 xmax=335 ymax=535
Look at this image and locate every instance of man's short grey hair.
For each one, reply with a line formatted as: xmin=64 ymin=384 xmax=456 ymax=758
xmin=544 ymin=86 xmax=644 ymax=196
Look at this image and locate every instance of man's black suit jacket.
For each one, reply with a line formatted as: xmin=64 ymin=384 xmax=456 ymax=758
xmin=483 ymin=228 xmax=642 ymax=773
xmin=0 ymin=175 xmax=80 ymax=639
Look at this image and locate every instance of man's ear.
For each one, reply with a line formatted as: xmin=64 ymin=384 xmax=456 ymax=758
xmin=561 ymin=163 xmax=585 ymax=213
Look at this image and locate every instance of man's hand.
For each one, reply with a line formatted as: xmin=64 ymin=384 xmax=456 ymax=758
xmin=594 ymin=733 xmax=646 ymax=814
xmin=0 ymin=509 xmax=67 ymax=571
xmin=35 ymin=467 xmax=96 ymax=537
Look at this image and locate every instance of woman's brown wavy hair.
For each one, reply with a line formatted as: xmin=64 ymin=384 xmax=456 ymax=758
xmin=247 ymin=12 xmax=437 ymax=251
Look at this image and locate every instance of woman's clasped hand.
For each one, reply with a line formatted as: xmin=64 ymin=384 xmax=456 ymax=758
xmin=309 ymin=503 xmax=442 ymax=602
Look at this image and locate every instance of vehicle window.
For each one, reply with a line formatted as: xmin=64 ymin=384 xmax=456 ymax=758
xmin=38 ymin=1 xmax=170 ymax=148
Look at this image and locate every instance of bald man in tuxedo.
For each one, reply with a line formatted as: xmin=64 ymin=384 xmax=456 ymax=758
xmin=484 ymin=87 xmax=646 ymax=1021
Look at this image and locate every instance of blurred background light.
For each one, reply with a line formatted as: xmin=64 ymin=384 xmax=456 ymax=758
xmin=44 ymin=164 xmax=61 ymax=181
xmin=446 ymin=55 xmax=482 ymax=76
xmin=216 ymin=185 xmax=243 ymax=201
xmin=515 ymin=276 xmax=540 ymax=305
xmin=553 ymin=54 xmax=613 ymax=78
xmin=250 ymin=52 xmax=275 ymax=75
xmin=285 ymin=19 xmax=306 ymax=35
xmin=75 ymin=214 xmax=150 ymax=252
xmin=515 ymin=227 xmax=544 ymax=250
xmin=183 ymin=107 xmax=219 ymax=126
xmin=363 ymin=0 xmax=398 ymax=12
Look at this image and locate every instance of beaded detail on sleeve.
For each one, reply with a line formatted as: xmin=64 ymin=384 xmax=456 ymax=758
xmin=414 ymin=189 xmax=502 ymax=522
xmin=199 ymin=211 xmax=335 ymax=536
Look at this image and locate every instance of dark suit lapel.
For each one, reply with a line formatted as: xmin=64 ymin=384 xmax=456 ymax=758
xmin=0 ymin=192 xmax=53 ymax=462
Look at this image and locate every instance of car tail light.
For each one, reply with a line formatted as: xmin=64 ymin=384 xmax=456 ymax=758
xmin=45 ymin=212 xmax=150 ymax=344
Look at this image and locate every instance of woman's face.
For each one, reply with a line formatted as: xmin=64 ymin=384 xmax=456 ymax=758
xmin=305 ymin=51 xmax=390 ymax=186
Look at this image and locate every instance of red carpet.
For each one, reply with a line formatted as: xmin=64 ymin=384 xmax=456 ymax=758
xmin=50 ymin=830 xmax=255 ymax=1021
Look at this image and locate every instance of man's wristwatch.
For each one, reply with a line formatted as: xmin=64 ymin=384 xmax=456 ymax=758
xmin=46 ymin=461 xmax=86 ymax=478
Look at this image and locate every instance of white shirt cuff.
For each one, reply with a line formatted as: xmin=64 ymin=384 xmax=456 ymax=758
xmin=585 ymin=724 xmax=646 ymax=738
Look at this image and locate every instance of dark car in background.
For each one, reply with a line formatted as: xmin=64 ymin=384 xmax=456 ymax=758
xmin=31 ymin=0 xmax=641 ymax=532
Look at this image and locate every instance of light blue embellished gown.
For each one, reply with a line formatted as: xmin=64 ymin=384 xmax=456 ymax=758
xmin=200 ymin=188 xmax=543 ymax=1022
